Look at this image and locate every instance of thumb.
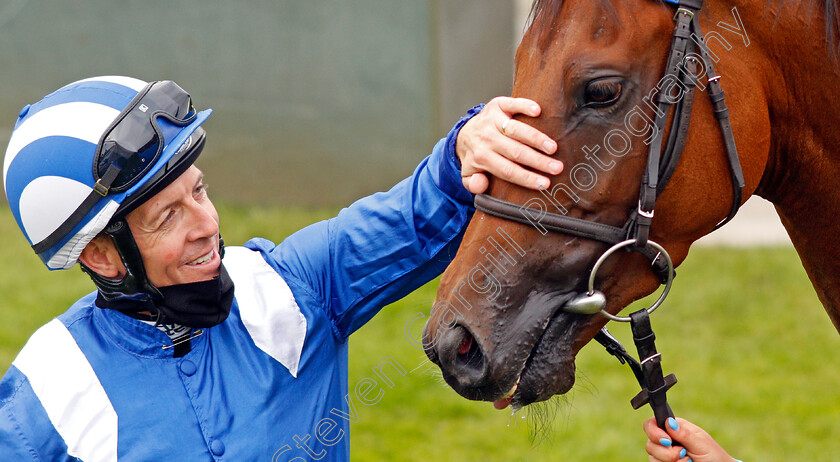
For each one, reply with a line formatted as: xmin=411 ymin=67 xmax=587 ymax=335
xmin=664 ymin=417 xmax=695 ymax=447
xmin=464 ymin=173 xmax=489 ymax=194
xmin=664 ymin=416 xmax=727 ymax=459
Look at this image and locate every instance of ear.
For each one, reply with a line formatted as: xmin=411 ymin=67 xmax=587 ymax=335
xmin=79 ymin=234 xmax=126 ymax=278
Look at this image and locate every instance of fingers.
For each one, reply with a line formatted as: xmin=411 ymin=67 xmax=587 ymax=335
xmin=645 ymin=416 xmax=735 ymax=462
xmin=461 ymin=173 xmax=490 ymax=195
xmin=496 ymin=114 xmax=557 ymax=158
xmin=501 ymin=118 xmax=512 ymax=136
xmin=455 ymin=96 xmax=561 ymax=192
xmin=470 ymin=143 xmax=556 ymax=191
xmin=645 ymin=439 xmax=689 ymax=462
xmin=644 ymin=418 xmax=690 ymax=462
xmin=643 ymin=417 xmax=670 ymax=442
xmin=490 ymin=96 xmax=557 ymax=156
xmin=492 ymin=96 xmax=542 ymax=119
xmin=483 ymin=132 xmax=562 ymax=176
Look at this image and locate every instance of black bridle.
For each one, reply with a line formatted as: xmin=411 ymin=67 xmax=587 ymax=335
xmin=473 ymin=0 xmax=746 ymax=434
xmin=475 ymin=0 xmax=745 ymax=279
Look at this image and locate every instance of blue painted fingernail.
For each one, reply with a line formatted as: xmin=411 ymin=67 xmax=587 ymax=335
xmin=688 ymin=459 xmax=693 ymax=462
xmin=680 ymin=448 xmax=687 ymax=458
xmin=659 ymin=438 xmax=672 ymax=447
xmin=668 ymin=417 xmax=679 ymax=431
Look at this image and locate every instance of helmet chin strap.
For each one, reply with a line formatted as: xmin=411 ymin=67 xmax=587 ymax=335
xmin=81 ymin=219 xmax=162 ymax=302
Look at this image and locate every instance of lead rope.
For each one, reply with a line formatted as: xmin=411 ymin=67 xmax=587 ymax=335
xmin=594 ymin=312 xmax=678 ymax=431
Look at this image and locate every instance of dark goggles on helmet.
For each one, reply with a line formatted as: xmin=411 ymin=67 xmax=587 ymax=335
xmin=32 ymin=80 xmax=198 ymax=254
xmin=93 ymin=80 xmax=197 ymax=195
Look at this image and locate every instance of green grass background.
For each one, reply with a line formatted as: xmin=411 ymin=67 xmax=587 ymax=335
xmin=2 ymin=204 xmax=838 ymax=461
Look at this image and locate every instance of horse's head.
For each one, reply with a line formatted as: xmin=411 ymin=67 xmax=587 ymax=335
xmin=425 ymin=0 xmax=768 ymax=408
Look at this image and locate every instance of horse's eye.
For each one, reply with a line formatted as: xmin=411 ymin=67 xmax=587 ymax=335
xmin=583 ymin=78 xmax=623 ymax=108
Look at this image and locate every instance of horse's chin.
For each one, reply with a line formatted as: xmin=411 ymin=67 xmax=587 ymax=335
xmin=502 ymin=308 xmax=580 ymax=409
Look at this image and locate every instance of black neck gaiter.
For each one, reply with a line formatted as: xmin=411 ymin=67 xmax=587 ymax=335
xmin=154 ymin=264 xmax=235 ymax=327
xmin=96 ymin=263 xmax=235 ymax=329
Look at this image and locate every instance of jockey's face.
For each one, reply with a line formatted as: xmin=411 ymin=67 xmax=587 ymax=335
xmin=125 ymin=165 xmax=221 ymax=287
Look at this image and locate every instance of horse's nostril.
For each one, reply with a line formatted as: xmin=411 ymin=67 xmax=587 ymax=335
xmin=430 ymin=324 xmax=494 ymax=398
xmin=457 ymin=335 xmax=474 ymax=356
xmin=451 ymin=326 xmax=486 ymax=379
xmin=456 ymin=329 xmax=482 ymax=367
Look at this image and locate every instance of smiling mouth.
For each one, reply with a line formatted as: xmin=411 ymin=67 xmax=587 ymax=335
xmin=186 ymin=249 xmax=215 ymax=266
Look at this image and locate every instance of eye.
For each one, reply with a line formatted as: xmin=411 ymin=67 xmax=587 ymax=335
xmin=582 ymin=77 xmax=623 ymax=108
xmin=194 ymin=183 xmax=209 ymax=198
xmin=161 ymin=209 xmax=176 ymax=225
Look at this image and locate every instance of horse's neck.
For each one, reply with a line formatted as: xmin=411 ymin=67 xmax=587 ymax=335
xmin=762 ymin=153 xmax=840 ymax=330
xmin=725 ymin=0 xmax=840 ymax=328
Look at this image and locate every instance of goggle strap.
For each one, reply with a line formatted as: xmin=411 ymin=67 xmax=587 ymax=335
xmin=32 ymin=163 xmax=122 ymax=254
xmin=94 ymin=163 xmax=121 ymax=196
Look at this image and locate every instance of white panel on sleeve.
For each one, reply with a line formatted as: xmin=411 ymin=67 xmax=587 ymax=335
xmin=13 ymin=319 xmax=118 ymax=462
xmin=223 ymin=246 xmax=307 ymax=378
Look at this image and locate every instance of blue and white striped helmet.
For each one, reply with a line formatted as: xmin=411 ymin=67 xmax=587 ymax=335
xmin=3 ymin=76 xmax=212 ymax=270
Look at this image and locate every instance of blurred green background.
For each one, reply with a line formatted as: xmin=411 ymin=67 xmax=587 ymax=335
xmin=1 ymin=204 xmax=838 ymax=461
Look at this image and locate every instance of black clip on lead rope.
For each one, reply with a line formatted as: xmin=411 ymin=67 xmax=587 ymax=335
xmin=594 ymin=309 xmax=678 ymax=431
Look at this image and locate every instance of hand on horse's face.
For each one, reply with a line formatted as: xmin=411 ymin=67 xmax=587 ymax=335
xmin=456 ymin=96 xmax=562 ymax=194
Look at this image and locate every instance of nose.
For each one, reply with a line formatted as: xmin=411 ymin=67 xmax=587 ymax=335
xmin=427 ymin=325 xmax=490 ymax=392
xmin=186 ymin=200 xmax=219 ymax=241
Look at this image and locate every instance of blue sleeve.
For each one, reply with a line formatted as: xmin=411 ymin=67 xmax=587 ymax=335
xmin=0 ymin=367 xmax=77 ymax=461
xmin=247 ymin=105 xmax=482 ymax=340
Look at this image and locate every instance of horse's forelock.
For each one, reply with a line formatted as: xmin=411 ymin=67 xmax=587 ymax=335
xmin=527 ymin=0 xmax=562 ymax=31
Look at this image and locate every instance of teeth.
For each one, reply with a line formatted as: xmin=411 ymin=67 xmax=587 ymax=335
xmin=188 ymin=250 xmax=213 ymax=265
xmin=493 ymin=378 xmax=521 ymax=410
xmin=501 ymin=377 xmax=520 ymax=400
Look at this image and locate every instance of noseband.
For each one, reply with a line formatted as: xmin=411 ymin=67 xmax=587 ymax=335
xmin=473 ymin=0 xmax=746 ymax=434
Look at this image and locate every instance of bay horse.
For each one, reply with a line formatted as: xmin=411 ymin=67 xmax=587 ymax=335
xmin=423 ymin=0 xmax=840 ymax=410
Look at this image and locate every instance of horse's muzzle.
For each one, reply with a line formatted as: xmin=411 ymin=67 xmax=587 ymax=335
xmin=424 ymin=291 xmax=582 ymax=407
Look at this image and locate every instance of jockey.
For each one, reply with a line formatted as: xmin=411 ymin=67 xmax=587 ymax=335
xmin=0 ymin=76 xmax=559 ymax=460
